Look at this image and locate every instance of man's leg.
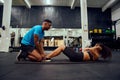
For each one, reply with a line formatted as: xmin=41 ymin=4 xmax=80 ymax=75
xmin=17 ymin=49 xmax=42 ymax=62
xmin=28 ymin=49 xmax=42 ymax=61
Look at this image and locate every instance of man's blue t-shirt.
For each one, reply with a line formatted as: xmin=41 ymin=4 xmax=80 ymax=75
xmin=21 ymin=25 xmax=44 ymax=46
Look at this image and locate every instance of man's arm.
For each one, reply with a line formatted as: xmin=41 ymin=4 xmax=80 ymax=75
xmin=34 ymin=34 xmax=45 ymax=55
xmin=39 ymin=38 xmax=45 ymax=55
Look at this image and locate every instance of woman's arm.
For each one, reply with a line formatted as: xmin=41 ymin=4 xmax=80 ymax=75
xmin=83 ymin=47 xmax=91 ymax=52
xmin=90 ymin=48 xmax=100 ymax=60
xmin=83 ymin=47 xmax=100 ymax=60
xmin=92 ymin=51 xmax=100 ymax=60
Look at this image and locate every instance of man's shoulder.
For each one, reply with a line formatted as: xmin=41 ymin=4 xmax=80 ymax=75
xmin=32 ymin=25 xmax=43 ymax=33
xmin=33 ymin=25 xmax=42 ymax=28
xmin=32 ymin=25 xmax=42 ymax=30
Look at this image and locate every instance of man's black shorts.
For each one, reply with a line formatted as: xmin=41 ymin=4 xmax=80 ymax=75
xmin=20 ymin=44 xmax=35 ymax=58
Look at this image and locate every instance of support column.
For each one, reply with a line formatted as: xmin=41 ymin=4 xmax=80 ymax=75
xmin=0 ymin=0 xmax=12 ymax=52
xmin=80 ymin=0 xmax=89 ymax=49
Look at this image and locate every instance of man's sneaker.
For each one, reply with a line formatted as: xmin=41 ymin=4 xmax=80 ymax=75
xmin=16 ymin=50 xmax=25 ymax=61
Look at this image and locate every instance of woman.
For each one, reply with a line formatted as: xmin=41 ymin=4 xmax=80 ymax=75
xmin=45 ymin=43 xmax=112 ymax=62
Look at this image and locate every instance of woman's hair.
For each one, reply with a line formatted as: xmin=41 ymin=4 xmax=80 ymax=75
xmin=96 ymin=43 xmax=112 ymax=59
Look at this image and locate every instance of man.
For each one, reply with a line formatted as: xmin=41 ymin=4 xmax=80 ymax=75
xmin=16 ymin=19 xmax=52 ymax=61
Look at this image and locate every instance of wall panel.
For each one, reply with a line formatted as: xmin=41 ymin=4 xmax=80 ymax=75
xmin=10 ymin=6 xmax=111 ymax=29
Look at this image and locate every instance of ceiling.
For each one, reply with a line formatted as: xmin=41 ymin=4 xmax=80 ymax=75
xmin=11 ymin=0 xmax=118 ymax=8
xmin=12 ymin=0 xmax=107 ymax=7
xmin=0 ymin=0 xmax=119 ymax=11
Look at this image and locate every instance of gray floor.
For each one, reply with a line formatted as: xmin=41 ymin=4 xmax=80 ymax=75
xmin=0 ymin=51 xmax=120 ymax=80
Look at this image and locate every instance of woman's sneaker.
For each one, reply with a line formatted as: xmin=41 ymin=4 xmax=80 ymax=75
xmin=44 ymin=58 xmax=51 ymax=62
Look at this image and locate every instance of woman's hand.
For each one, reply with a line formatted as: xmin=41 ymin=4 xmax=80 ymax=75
xmin=41 ymin=54 xmax=46 ymax=59
xmin=83 ymin=48 xmax=90 ymax=52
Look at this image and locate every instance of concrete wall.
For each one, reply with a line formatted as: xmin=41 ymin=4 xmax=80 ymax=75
xmin=112 ymin=2 xmax=120 ymax=38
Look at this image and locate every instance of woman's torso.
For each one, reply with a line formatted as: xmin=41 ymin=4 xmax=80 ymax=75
xmin=83 ymin=48 xmax=100 ymax=61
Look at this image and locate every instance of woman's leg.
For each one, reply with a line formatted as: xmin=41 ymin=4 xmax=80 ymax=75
xmin=46 ymin=45 xmax=66 ymax=58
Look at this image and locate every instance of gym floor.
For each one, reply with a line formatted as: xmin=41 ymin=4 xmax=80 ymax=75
xmin=0 ymin=51 xmax=120 ymax=80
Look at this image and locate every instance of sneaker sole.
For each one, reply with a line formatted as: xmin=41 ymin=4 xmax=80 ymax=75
xmin=16 ymin=50 xmax=22 ymax=61
xmin=42 ymin=60 xmax=51 ymax=62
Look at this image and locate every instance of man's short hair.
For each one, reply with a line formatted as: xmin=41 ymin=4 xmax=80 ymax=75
xmin=43 ymin=19 xmax=52 ymax=24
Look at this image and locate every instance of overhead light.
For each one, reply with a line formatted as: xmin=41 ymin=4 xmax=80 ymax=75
xmin=24 ymin=0 xmax=31 ymax=8
xmin=102 ymin=0 xmax=117 ymax=12
xmin=44 ymin=0 xmax=52 ymax=5
xmin=71 ymin=0 xmax=76 ymax=9
xmin=0 ymin=0 xmax=4 ymax=4
xmin=68 ymin=29 xmax=72 ymax=31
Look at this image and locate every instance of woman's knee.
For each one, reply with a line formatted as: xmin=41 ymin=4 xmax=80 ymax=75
xmin=59 ymin=45 xmax=66 ymax=51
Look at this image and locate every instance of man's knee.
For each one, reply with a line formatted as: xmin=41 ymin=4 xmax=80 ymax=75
xmin=36 ymin=56 xmax=42 ymax=61
xmin=28 ymin=55 xmax=42 ymax=62
xmin=30 ymin=50 xmax=43 ymax=61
